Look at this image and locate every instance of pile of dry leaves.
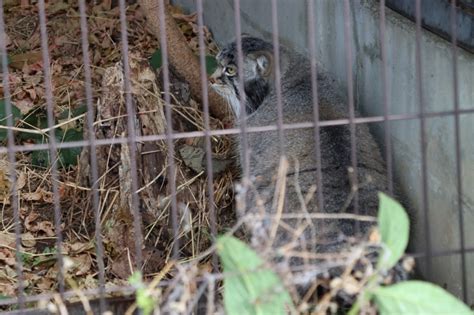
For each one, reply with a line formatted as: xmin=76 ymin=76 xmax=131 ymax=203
xmin=0 ymin=0 xmax=236 ymax=304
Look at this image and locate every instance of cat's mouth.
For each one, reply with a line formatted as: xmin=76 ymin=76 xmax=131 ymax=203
xmin=210 ymin=84 xmax=241 ymax=118
xmin=210 ymin=83 xmax=233 ymax=96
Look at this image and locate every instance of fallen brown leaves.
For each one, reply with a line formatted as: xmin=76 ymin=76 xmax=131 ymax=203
xmin=0 ymin=0 xmax=236 ymax=309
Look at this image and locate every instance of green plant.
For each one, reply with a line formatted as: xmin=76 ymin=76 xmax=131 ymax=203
xmin=0 ymin=100 xmax=22 ymax=139
xmin=0 ymin=103 xmax=84 ymax=168
xmin=129 ymin=271 xmax=157 ymax=315
xmin=217 ymin=235 xmax=294 ymax=315
xmin=217 ymin=193 xmax=473 ymax=315
xmin=350 ymin=193 xmax=472 ymax=314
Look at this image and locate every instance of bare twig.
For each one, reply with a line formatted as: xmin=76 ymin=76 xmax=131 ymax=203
xmin=138 ymin=0 xmax=231 ymax=121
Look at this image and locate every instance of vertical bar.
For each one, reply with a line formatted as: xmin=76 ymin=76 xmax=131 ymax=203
xmin=415 ymin=0 xmax=432 ymax=277
xmin=270 ymin=0 xmax=285 ymax=155
xmin=306 ymin=1 xmax=324 ymax=216
xmin=0 ymin=0 xmax=24 ymax=309
xmin=342 ymin=0 xmax=359 ymax=217
xmin=78 ymin=0 xmax=106 ymax=311
xmin=306 ymin=0 xmax=324 ymax=286
xmin=118 ymin=0 xmax=143 ymax=267
xmin=450 ymin=0 xmax=467 ymax=302
xmin=38 ymin=0 xmax=65 ymax=294
xmin=379 ymin=0 xmax=394 ymax=195
xmin=195 ymin=0 xmax=218 ymax=271
xmin=156 ymin=0 xmax=180 ymax=258
xmin=206 ymin=276 xmax=215 ymax=315
xmin=233 ymin=0 xmax=250 ymax=188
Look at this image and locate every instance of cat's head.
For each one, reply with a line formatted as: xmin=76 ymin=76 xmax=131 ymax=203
xmin=210 ymin=36 xmax=274 ymax=118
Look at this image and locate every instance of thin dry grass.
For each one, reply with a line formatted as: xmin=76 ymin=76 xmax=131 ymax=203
xmin=0 ymin=2 xmax=413 ymax=314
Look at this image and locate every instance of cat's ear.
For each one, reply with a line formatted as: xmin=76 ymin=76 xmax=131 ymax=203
xmin=253 ymin=51 xmax=273 ymax=77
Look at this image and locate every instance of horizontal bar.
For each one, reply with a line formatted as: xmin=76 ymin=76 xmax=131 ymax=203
xmin=1 ymin=243 xmax=473 ymax=307
xmin=0 ymin=108 xmax=473 ymax=154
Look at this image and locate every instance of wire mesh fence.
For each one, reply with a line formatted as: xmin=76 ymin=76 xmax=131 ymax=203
xmin=0 ymin=0 xmax=472 ymax=313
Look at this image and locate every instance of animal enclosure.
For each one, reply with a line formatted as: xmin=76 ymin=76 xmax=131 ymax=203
xmin=0 ymin=0 xmax=473 ymax=314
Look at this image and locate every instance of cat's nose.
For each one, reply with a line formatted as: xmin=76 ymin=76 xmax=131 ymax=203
xmin=209 ymin=69 xmax=222 ymax=85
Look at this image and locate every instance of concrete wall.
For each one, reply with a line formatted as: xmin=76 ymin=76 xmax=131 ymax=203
xmin=172 ymin=0 xmax=474 ymax=302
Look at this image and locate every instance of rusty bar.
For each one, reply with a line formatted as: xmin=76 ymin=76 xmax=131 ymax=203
xmin=233 ymin=0 xmax=250 ymax=199
xmin=342 ymin=0 xmax=359 ymax=219
xmin=1 ymin=108 xmax=474 ymax=155
xmin=450 ymin=0 xmax=467 ymax=303
xmin=415 ymin=0 xmax=432 ymax=277
xmin=1 ymin=241 xmax=474 ymax=308
xmin=38 ymin=0 xmax=65 ymax=294
xmin=0 ymin=0 xmax=25 ymax=308
xmin=270 ymin=0 xmax=285 ymax=155
xmin=306 ymin=0 xmax=324 ymax=214
xmin=195 ymin=0 xmax=218 ymax=272
xmin=379 ymin=0 xmax=394 ymax=195
xmin=118 ymin=0 xmax=143 ymax=268
xmin=156 ymin=0 xmax=180 ymax=258
xmin=78 ymin=0 xmax=106 ymax=311
xmin=306 ymin=0 xmax=323 ymax=270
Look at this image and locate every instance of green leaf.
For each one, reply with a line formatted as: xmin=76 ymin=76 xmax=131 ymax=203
xmin=18 ymin=107 xmax=49 ymax=142
xmin=58 ymin=128 xmax=83 ymax=167
xmin=31 ymin=148 xmax=51 ymax=168
xmin=128 ymin=272 xmax=155 ymax=315
xmin=205 ymin=55 xmax=218 ymax=75
xmin=128 ymin=271 xmax=143 ymax=287
xmin=373 ymin=280 xmax=473 ymax=314
xmin=136 ymin=287 xmax=155 ymax=315
xmin=31 ymin=129 xmax=83 ymax=168
xmin=377 ymin=192 xmax=409 ymax=270
xmin=149 ymin=49 xmax=162 ymax=70
xmin=217 ymin=235 xmax=294 ymax=315
xmin=0 ymin=100 xmax=22 ymax=140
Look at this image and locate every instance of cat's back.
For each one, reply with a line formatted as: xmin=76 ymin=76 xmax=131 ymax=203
xmin=245 ymin=51 xmax=388 ymax=223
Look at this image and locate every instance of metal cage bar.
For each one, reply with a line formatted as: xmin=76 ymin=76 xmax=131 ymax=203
xmin=0 ymin=0 xmax=471 ymax=311
xmin=38 ymin=0 xmax=66 ymax=295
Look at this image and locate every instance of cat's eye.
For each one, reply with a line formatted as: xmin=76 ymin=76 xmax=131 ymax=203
xmin=225 ymin=65 xmax=237 ymax=76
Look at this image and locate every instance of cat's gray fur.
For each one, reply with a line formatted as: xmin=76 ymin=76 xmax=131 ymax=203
xmin=211 ymin=36 xmax=389 ymax=252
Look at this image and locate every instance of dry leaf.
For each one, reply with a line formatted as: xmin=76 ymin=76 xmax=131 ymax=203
xmin=368 ymin=227 xmax=380 ymax=244
xmin=14 ymin=99 xmax=35 ymax=115
xmin=24 ymin=211 xmax=55 ymax=236
xmin=0 ymin=249 xmax=16 ymax=266
xmin=0 ymin=232 xmax=15 ymax=247
xmin=0 ymin=279 xmax=16 ymax=296
xmin=34 ymin=221 xmax=55 ymax=237
xmin=111 ymin=251 xmax=133 ymax=279
xmin=24 ymin=211 xmax=40 ymax=231
xmin=23 ymin=192 xmax=42 ymax=201
xmin=1 ymin=264 xmax=16 ymax=278
xmin=21 ymin=232 xmax=36 ymax=248
xmin=342 ymin=276 xmax=360 ymax=295
xmin=72 ymin=254 xmax=92 ymax=276
xmin=16 ymin=172 xmax=26 ymax=190
xmin=37 ymin=277 xmax=54 ymax=291
xmin=41 ymin=190 xmax=54 ymax=203
xmin=68 ymin=242 xmax=94 ymax=254
xmin=9 ymin=51 xmax=43 ymax=70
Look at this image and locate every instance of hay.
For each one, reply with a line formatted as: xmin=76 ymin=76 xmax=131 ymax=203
xmin=0 ymin=2 xmax=413 ymax=314
xmin=0 ymin=1 xmax=235 ymax=305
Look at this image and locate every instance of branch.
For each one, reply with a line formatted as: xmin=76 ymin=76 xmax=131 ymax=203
xmin=138 ymin=0 xmax=231 ymax=122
